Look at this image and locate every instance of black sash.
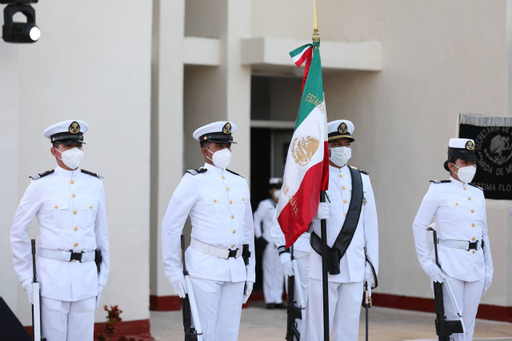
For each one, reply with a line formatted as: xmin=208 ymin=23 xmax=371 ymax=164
xmin=311 ymin=166 xmax=364 ymax=275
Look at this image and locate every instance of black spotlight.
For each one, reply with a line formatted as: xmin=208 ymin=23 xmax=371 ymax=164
xmin=1 ymin=0 xmax=40 ymax=43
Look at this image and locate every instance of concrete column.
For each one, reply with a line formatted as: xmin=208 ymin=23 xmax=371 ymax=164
xmin=224 ymin=0 xmax=252 ymax=178
xmin=150 ymin=0 xmax=186 ymax=301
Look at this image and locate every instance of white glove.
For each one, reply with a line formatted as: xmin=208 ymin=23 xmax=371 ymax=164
xmin=96 ymin=284 xmax=104 ymax=308
xmin=314 ymin=202 xmax=330 ymax=220
xmin=280 ymin=252 xmax=294 ymax=277
xmin=169 ymin=275 xmax=188 ymax=298
xmin=243 ymin=281 xmax=254 ymax=304
xmin=364 ymin=268 xmax=375 ymax=289
xmin=21 ymin=279 xmax=33 ymax=304
xmin=424 ymin=262 xmax=445 ymax=283
xmin=482 ymin=276 xmax=492 ymax=297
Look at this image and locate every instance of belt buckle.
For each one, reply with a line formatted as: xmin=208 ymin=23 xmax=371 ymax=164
xmin=468 ymin=241 xmax=478 ymax=251
xmin=70 ymin=251 xmax=84 ymax=263
xmin=227 ymin=248 xmax=239 ymax=259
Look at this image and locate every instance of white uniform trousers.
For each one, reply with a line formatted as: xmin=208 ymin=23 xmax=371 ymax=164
xmin=306 ymin=279 xmax=363 ymax=341
xmin=263 ymin=245 xmax=284 ymax=304
xmin=287 ymin=250 xmax=310 ymax=340
xmin=189 ymin=277 xmax=245 ymax=341
xmin=437 ymin=276 xmax=485 ymax=341
xmin=41 ymin=296 xmax=96 ymax=341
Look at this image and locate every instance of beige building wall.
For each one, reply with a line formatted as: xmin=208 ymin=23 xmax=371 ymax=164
xmin=253 ymin=0 xmax=511 ymax=307
xmin=1 ymin=0 xmax=511 ymax=331
xmin=0 ymin=0 xmax=153 ymax=325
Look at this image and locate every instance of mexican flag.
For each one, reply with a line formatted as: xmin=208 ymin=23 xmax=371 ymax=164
xmin=277 ymin=42 xmax=329 ymax=248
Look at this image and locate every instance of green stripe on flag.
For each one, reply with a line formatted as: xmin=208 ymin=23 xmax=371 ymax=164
xmin=294 ymin=42 xmax=323 ymax=131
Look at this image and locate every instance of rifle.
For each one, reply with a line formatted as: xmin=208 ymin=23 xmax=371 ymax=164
xmin=362 ymin=282 xmax=372 ymax=341
xmin=31 ymin=239 xmax=46 ymax=341
xmin=286 ymin=248 xmax=305 ymax=341
xmin=427 ymin=227 xmax=464 ymax=341
xmin=180 ymin=235 xmax=203 ymax=341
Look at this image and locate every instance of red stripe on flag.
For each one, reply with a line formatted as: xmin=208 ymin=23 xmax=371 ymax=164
xmin=278 ymin=161 xmax=325 ymax=248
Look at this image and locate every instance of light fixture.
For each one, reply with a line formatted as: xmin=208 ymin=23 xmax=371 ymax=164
xmin=1 ymin=0 xmax=40 ymax=43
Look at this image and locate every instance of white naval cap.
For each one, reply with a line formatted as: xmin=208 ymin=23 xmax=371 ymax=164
xmin=43 ymin=120 xmax=88 ymax=144
xmin=269 ymin=177 xmax=283 ymax=188
xmin=327 ymin=119 xmax=355 ymax=142
xmin=447 ymin=138 xmax=477 ymax=161
xmin=193 ymin=121 xmax=237 ymax=144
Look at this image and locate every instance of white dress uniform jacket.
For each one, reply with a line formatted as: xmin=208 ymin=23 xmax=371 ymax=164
xmin=162 ymin=163 xmax=256 ymax=284
xmin=309 ymin=165 xmax=379 ymax=283
xmin=413 ymin=178 xmax=493 ymax=282
xmin=254 ymin=198 xmax=277 ymax=243
xmin=11 ymin=166 xmax=110 ymax=301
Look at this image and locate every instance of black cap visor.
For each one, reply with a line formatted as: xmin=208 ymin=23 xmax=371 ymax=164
xmin=199 ymin=132 xmax=235 ymax=144
xmin=447 ymin=148 xmax=478 ymax=162
xmin=51 ymin=132 xmax=84 ymax=144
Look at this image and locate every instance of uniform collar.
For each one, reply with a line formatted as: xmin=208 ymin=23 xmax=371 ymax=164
xmin=204 ymin=162 xmax=225 ymax=174
xmin=54 ymin=165 xmax=80 ymax=178
xmin=449 ymin=176 xmax=466 ymax=188
xmin=329 ymin=164 xmax=349 ymax=173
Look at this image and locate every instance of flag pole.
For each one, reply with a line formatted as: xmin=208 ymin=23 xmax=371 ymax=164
xmin=313 ymin=1 xmax=329 ymax=339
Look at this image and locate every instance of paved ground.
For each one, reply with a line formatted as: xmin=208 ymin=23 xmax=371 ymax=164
xmin=150 ymin=301 xmax=512 ymax=341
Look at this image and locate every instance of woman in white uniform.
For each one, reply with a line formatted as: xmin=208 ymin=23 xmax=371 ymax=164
xmin=413 ymin=138 xmax=493 ymax=341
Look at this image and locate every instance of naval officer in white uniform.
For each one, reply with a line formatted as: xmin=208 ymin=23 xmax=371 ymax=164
xmin=254 ymin=177 xmax=286 ymax=309
xmin=413 ymin=138 xmax=493 ymax=341
xmin=306 ymin=119 xmax=379 ymax=341
xmin=11 ymin=120 xmax=110 ymax=341
xmin=162 ymin=121 xmax=256 ymax=341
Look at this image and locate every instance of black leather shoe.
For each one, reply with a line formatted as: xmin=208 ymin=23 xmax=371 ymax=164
xmin=266 ymin=303 xmax=276 ymax=309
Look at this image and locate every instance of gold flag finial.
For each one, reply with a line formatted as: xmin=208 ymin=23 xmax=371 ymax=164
xmin=312 ymin=0 xmax=320 ymax=42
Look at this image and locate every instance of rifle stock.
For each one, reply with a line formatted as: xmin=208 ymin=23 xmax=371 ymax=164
xmin=180 ymin=236 xmax=203 ymax=341
xmin=286 ymin=257 xmax=304 ymax=341
xmin=31 ymin=239 xmax=46 ymax=341
xmin=428 ymin=228 xmax=463 ymax=341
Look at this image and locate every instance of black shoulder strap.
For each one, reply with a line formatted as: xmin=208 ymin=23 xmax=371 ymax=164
xmin=332 ymin=166 xmax=364 ymax=257
xmin=29 ymin=169 xmax=54 ymax=180
xmin=186 ymin=167 xmax=207 ymax=176
xmin=226 ymin=169 xmax=244 ymax=178
xmin=469 ymin=183 xmax=483 ymax=191
xmin=430 ymin=179 xmax=451 ymax=184
xmin=81 ymin=169 xmax=103 ymax=179
xmin=310 ymin=167 xmax=364 ymax=275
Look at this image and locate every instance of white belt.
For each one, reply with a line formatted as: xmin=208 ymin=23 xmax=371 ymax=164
xmin=438 ymin=239 xmax=482 ymax=251
xmin=190 ymin=238 xmax=242 ymax=259
xmin=39 ymin=248 xmax=96 ymax=262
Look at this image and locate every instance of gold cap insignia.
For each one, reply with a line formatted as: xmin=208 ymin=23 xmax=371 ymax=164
xmin=223 ymin=122 xmax=232 ymax=135
xmin=465 ymin=140 xmax=475 ymax=151
xmin=338 ymin=122 xmax=348 ymax=134
xmin=69 ymin=121 xmax=80 ymax=134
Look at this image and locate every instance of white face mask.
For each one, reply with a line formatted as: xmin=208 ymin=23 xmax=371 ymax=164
xmin=56 ymin=147 xmax=84 ymax=170
xmin=273 ymin=189 xmax=282 ymax=200
xmin=329 ymin=146 xmax=351 ymax=167
xmin=206 ymin=148 xmax=232 ymax=169
xmin=452 ymin=164 xmax=477 ymax=184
